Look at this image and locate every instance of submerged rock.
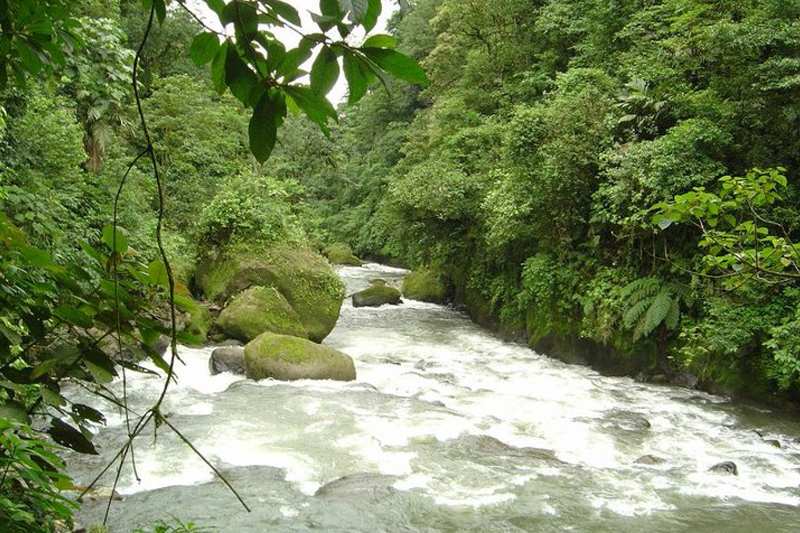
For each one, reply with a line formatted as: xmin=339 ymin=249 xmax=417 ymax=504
xmin=634 ymin=454 xmax=666 ymax=465
xmin=352 ymin=285 xmax=402 ymax=308
xmin=450 ymin=434 xmax=559 ymax=462
xmin=324 ymin=242 xmax=362 ymax=266
xmin=216 ymin=286 xmax=308 ymax=342
xmin=602 ymin=410 xmax=651 ymax=432
xmin=209 ymin=346 xmax=245 ymax=375
xmin=244 ymin=332 xmax=356 ymax=381
xmin=764 ymin=439 xmax=782 ymax=448
xmin=708 ymin=461 xmax=738 ymax=475
xmin=196 ymin=245 xmax=345 ymax=342
xmin=402 ymin=269 xmax=447 ymax=304
xmin=315 ymin=473 xmax=398 ymax=500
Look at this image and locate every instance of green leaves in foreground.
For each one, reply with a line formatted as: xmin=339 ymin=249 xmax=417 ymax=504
xmin=192 ymin=0 xmax=428 ymax=162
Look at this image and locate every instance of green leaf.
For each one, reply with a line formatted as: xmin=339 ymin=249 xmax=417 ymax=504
xmin=318 ymin=0 xmax=342 ymax=30
xmin=222 ymin=1 xmax=258 ymax=35
xmin=207 ymin=0 xmax=226 ymax=15
xmin=343 ymin=52 xmax=369 ymax=104
xmin=48 ymin=418 xmax=98 ymax=455
xmin=249 ymin=90 xmax=287 ymax=163
xmin=264 ymin=0 xmax=302 ymax=25
xmin=362 ymin=48 xmax=428 ymax=86
xmin=15 ymin=40 xmax=44 ymax=74
xmin=276 ymin=39 xmax=313 ymax=78
xmin=53 ymin=306 xmax=93 ymax=329
xmin=225 ymin=45 xmax=261 ymax=105
xmin=154 ymin=0 xmax=167 ymax=23
xmin=101 ymin=225 xmax=128 ymax=254
xmin=363 ymin=0 xmax=382 ymax=32
xmin=190 ymin=32 xmax=220 ymax=66
xmin=310 ymin=46 xmax=339 ymax=96
xmin=148 ymin=260 xmax=169 ymax=287
xmin=283 ymin=85 xmax=336 ymax=132
xmin=211 ymin=42 xmax=229 ymax=94
xmin=363 ymin=34 xmax=396 ymax=49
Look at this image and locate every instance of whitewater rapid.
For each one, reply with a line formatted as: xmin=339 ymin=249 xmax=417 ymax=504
xmin=69 ymin=263 xmax=800 ymax=531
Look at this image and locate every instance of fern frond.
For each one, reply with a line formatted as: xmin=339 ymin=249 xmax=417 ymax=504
xmin=623 ymin=298 xmax=651 ymax=328
xmin=664 ymin=297 xmax=680 ymax=330
xmin=641 ymin=287 xmax=672 ymax=338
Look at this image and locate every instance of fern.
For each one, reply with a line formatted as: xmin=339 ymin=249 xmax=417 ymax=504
xmin=621 ymin=277 xmax=683 ymax=341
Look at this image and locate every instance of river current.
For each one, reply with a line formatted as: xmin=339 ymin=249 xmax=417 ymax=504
xmin=71 ymin=264 xmax=800 ymax=531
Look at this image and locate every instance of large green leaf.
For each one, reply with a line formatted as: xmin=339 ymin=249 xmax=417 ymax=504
xmin=310 ymin=46 xmax=339 ymax=96
xmin=283 ymin=85 xmax=336 ymax=132
xmin=343 ymin=52 xmax=369 ymax=104
xmin=363 ymin=34 xmax=396 ymax=49
xmin=362 ymin=0 xmax=381 ymax=32
xmin=362 ymin=48 xmax=428 ymax=86
xmin=190 ymin=32 xmax=220 ymax=66
xmin=225 ymin=45 xmax=261 ymax=105
xmin=211 ymin=41 xmax=229 ymax=94
xmin=101 ymin=225 xmax=128 ymax=254
xmin=249 ymin=90 xmax=287 ymax=162
xmin=263 ymin=0 xmax=302 ymax=25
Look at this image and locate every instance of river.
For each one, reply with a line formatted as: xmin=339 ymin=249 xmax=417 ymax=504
xmin=70 ymin=263 xmax=800 ymax=531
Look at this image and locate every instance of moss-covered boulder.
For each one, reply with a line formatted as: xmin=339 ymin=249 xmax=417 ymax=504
xmin=196 ymin=245 xmax=345 ymax=342
xmin=352 ymin=285 xmax=402 ymax=308
xmin=324 ymin=242 xmax=362 ymax=266
xmin=244 ymin=332 xmax=356 ymax=381
xmin=402 ymin=269 xmax=447 ymax=304
xmin=216 ymin=286 xmax=307 ymax=342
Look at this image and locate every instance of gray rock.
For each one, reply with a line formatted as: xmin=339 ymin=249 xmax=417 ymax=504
xmin=708 ymin=461 xmax=738 ymax=475
xmin=603 ymin=410 xmax=651 ymax=432
xmin=209 ymin=346 xmax=245 ymax=375
xmin=671 ymin=372 xmax=699 ymax=389
xmin=634 ymin=454 xmax=666 ymax=465
xmin=315 ymin=473 xmax=398 ymax=500
xmin=764 ymin=439 xmax=782 ymax=448
xmin=451 ymin=434 xmax=559 ymax=462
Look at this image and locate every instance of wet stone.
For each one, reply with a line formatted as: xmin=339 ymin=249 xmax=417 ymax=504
xmin=709 ymin=461 xmax=738 ymax=476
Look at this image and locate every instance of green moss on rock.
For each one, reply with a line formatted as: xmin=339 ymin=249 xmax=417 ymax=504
xmin=216 ymin=286 xmax=307 ymax=342
xmin=196 ymin=245 xmax=345 ymax=342
xmin=402 ymin=269 xmax=447 ymax=304
xmin=352 ymin=285 xmax=402 ymax=307
xmin=244 ymin=332 xmax=356 ymax=381
xmin=324 ymin=242 xmax=362 ymax=266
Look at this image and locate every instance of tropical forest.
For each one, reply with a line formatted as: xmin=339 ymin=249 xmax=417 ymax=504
xmin=2 ymin=0 xmax=800 ymax=531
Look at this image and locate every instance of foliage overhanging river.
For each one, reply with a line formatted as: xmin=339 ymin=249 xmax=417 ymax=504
xmin=68 ymin=264 xmax=800 ymax=531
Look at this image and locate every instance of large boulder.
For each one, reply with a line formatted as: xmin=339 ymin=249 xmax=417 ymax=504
xmin=352 ymin=285 xmax=402 ymax=308
xmin=244 ymin=332 xmax=356 ymax=381
xmin=324 ymin=242 xmax=362 ymax=266
xmin=402 ymin=269 xmax=446 ymax=304
xmin=216 ymin=286 xmax=307 ymax=342
xmin=209 ymin=345 xmax=246 ymax=375
xmin=196 ymin=245 xmax=345 ymax=342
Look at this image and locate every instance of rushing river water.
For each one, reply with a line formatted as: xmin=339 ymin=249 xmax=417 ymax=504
xmin=70 ymin=264 xmax=800 ymax=531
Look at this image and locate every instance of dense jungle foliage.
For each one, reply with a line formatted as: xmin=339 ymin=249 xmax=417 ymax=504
xmin=2 ymin=0 xmax=800 ymax=530
xmin=301 ymin=0 xmax=800 ymax=402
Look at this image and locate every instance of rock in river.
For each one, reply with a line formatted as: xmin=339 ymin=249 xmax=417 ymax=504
xmin=244 ymin=332 xmax=356 ymax=381
xmin=352 ymin=285 xmax=402 ymax=308
xmin=209 ymin=345 xmax=245 ymax=375
xmin=708 ymin=461 xmax=738 ymax=475
xmin=315 ymin=473 xmax=398 ymax=500
xmin=216 ymin=286 xmax=308 ymax=342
